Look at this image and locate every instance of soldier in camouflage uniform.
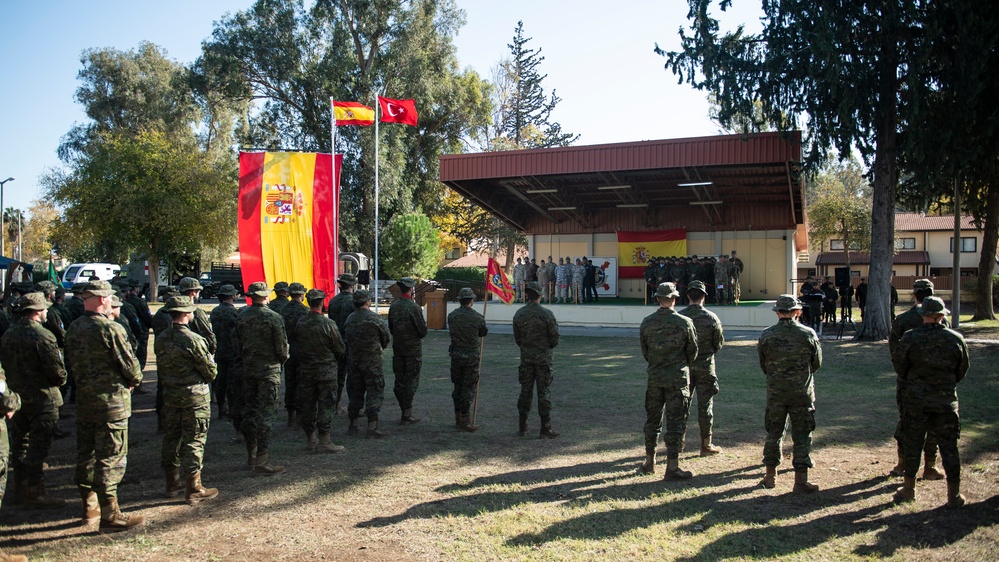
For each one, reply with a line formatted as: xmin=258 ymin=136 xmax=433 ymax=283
xmin=125 ymin=279 xmax=153 ymax=370
xmin=639 ymin=282 xmax=698 ymax=479
xmin=513 ymin=281 xmax=560 ymax=438
xmin=891 ymin=296 xmax=969 ymax=508
xmin=888 ymin=278 xmax=948 ymax=480
xmin=513 ymin=258 xmax=525 ymax=303
xmin=714 ymin=256 xmax=731 ymax=305
xmin=296 ymin=289 xmax=347 ymax=453
xmin=3 ymin=292 xmax=68 ymax=508
xmin=344 ymin=289 xmax=391 ymax=438
xmin=281 ymin=282 xmax=309 ymax=427
xmin=758 ymin=294 xmax=822 ymax=493
xmin=268 ymin=281 xmax=291 ymax=314
xmin=388 ymin=277 xmax=428 ymax=424
xmin=448 ymin=288 xmax=488 ymax=432
xmin=65 ymin=280 xmax=144 ymax=530
xmin=729 ymin=251 xmax=744 ymax=304
xmin=209 ymin=285 xmax=240 ymax=426
xmin=327 ymin=273 xmax=357 ymax=415
xmin=236 ymin=282 xmax=289 ymax=475
xmin=679 ymin=281 xmax=725 ymax=456
xmin=155 ymin=296 xmax=219 ymax=504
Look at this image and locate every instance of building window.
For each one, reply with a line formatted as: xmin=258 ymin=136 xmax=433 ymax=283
xmin=950 ymin=237 xmax=977 ymax=253
xmin=894 ymin=237 xmax=916 ymax=250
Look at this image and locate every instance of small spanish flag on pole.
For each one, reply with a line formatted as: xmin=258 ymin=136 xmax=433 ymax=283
xmin=486 ymin=258 xmax=515 ymax=304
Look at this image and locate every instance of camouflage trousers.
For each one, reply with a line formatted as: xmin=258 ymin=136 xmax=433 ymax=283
xmin=228 ymin=360 xmax=245 ymax=434
xmin=0 ymin=419 xmax=8 ymax=510
xmin=284 ymin=356 xmax=300 ymax=414
xmin=297 ymin=376 xmax=337 ymax=434
xmin=214 ymin=357 xmax=234 ymax=411
xmin=687 ymin=366 xmax=719 ymax=439
xmin=894 ymin=386 xmax=938 ymax=456
xmin=763 ymin=400 xmax=815 ymax=470
xmin=241 ymin=377 xmax=279 ymax=453
xmin=903 ymin=404 xmax=961 ymax=482
xmin=518 ymin=364 xmax=553 ymax=421
xmin=8 ymin=409 xmax=58 ymax=481
xmin=392 ymin=355 xmax=422 ymax=411
xmin=347 ymin=363 xmax=385 ymax=420
xmin=644 ymin=382 xmax=691 ymax=458
xmin=450 ymin=359 xmax=480 ymax=415
xmin=161 ymin=404 xmax=210 ymax=475
xmin=76 ymin=418 xmax=129 ymax=505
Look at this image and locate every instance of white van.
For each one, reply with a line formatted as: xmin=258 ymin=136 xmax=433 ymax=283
xmin=61 ymin=263 xmax=121 ymax=288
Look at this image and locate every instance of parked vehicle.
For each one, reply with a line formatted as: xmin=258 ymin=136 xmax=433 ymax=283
xmin=61 ymin=263 xmax=121 ymax=288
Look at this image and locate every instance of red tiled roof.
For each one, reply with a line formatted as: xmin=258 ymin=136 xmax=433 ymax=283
xmin=895 ymin=212 xmax=977 ymax=231
xmin=815 ymin=251 xmax=929 ymax=266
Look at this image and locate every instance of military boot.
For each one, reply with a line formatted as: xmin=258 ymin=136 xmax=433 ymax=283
xmin=315 ymin=432 xmax=345 ymax=454
xmin=639 ymin=451 xmax=656 ymax=474
xmin=664 ymin=458 xmax=693 ymax=481
xmin=700 ymin=435 xmax=722 ymax=457
xmin=793 ymin=470 xmax=819 ymax=493
xmin=246 ymin=443 xmax=258 ymax=469
xmin=80 ymin=488 xmax=100 ymax=526
xmin=366 ymin=419 xmax=389 ymax=439
xmin=163 ymin=468 xmax=184 ymax=498
xmin=889 ymin=442 xmax=905 ymax=476
xmin=253 ymin=452 xmax=285 ymax=476
xmin=99 ymin=497 xmax=145 ymax=531
xmin=23 ymin=479 xmax=67 ymax=509
xmin=539 ymin=419 xmax=560 ymax=439
xmin=458 ymin=413 xmax=479 ymax=433
xmin=894 ymin=476 xmax=916 ymax=503
xmin=947 ymin=481 xmax=966 ymax=508
xmin=922 ymin=452 xmax=945 ymax=480
xmin=347 ymin=417 xmax=360 ymax=436
xmin=185 ymin=472 xmax=219 ymax=504
xmin=304 ymin=430 xmax=318 ymax=453
xmin=518 ymin=414 xmax=529 ymax=436
xmin=400 ymin=408 xmax=420 ymax=425
xmin=762 ymin=465 xmax=777 ymax=489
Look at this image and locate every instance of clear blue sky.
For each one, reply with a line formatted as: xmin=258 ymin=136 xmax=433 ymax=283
xmin=0 ymin=0 xmax=761 ymax=217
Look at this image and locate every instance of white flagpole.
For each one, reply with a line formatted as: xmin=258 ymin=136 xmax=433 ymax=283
xmin=373 ymin=97 xmax=380 ymax=313
xmin=331 ymin=98 xmax=339 ymax=296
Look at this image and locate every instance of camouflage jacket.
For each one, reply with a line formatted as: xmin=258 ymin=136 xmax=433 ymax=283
xmin=447 ymin=305 xmax=488 ymax=364
xmin=235 ymin=303 xmax=289 ymax=381
xmin=388 ymin=295 xmax=427 ymax=357
xmin=757 ymin=318 xmax=821 ymax=405
xmin=65 ymin=311 xmax=143 ymax=422
xmin=281 ymin=300 xmax=310 ymax=353
xmin=893 ymin=323 xmax=969 ymax=411
xmin=209 ymin=301 xmax=240 ymax=361
xmin=268 ymin=295 xmax=291 ymax=315
xmin=344 ymin=307 xmax=390 ymax=369
xmin=295 ymin=311 xmax=346 ymax=380
xmin=1 ymin=317 xmax=67 ymax=415
xmin=154 ymin=323 xmax=216 ymax=409
xmin=513 ymin=302 xmax=559 ymax=366
xmin=889 ymin=305 xmax=950 ymax=359
xmin=679 ymin=304 xmax=724 ymax=369
xmin=640 ymin=307 xmax=698 ymax=387
xmin=125 ymin=293 xmax=153 ymax=330
xmin=327 ymin=291 xmax=355 ymax=336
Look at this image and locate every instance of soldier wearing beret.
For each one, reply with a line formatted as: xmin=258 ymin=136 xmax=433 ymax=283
xmin=513 ymin=281 xmax=560 ymax=438
xmin=155 ymin=296 xmax=219 ymax=504
xmin=639 ymin=282 xmax=698 ymax=479
xmin=268 ymin=281 xmax=291 ymax=314
xmin=281 ymin=282 xmax=309 ymax=427
xmin=758 ymin=294 xmax=822 ymax=493
xmin=209 ymin=284 xmax=240 ymax=429
xmin=295 ymin=289 xmax=346 ymax=453
xmin=3 ymin=292 xmax=68 ymax=508
xmin=235 ymin=282 xmax=289 ymax=475
xmin=327 ymin=273 xmax=357 ymax=415
xmin=679 ymin=280 xmax=725 ymax=456
xmin=65 ymin=280 xmax=144 ymax=529
xmin=448 ymin=288 xmax=488 ymax=432
xmin=344 ymin=289 xmax=391 ymax=438
xmin=388 ymin=277 xmax=428 ymax=424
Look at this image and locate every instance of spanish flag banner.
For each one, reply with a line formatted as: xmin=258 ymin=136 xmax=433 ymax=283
xmin=617 ymin=229 xmax=687 ymax=279
xmin=486 ymin=258 xmax=515 ymax=304
xmin=333 ymin=101 xmax=375 ymax=126
xmin=238 ymin=152 xmax=341 ymax=298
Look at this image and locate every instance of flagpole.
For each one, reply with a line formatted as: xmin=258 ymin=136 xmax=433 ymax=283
xmin=471 ymin=292 xmax=488 ymax=426
xmin=373 ymin=98 xmax=380 ymax=313
xmin=331 ymin=97 xmax=339 ymax=296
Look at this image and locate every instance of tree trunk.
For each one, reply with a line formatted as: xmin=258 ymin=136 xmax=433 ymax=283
xmin=972 ymin=184 xmax=998 ymax=320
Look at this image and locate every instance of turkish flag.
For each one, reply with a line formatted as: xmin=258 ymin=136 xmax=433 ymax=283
xmin=378 ymin=96 xmax=419 ymax=126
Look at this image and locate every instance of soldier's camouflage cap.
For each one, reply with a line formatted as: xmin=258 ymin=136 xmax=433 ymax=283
xmin=773 ymin=294 xmax=803 ymax=311
xmin=353 ymin=289 xmax=372 ymax=304
xmin=687 ymin=280 xmax=707 ymax=294
xmin=82 ymin=280 xmax=115 ymax=297
xmin=178 ymin=277 xmax=203 ymax=292
xmin=525 ymin=281 xmax=543 ymax=295
xmin=216 ymin=284 xmax=238 ymax=296
xmin=273 ymin=281 xmax=290 ymax=292
xmin=457 ymin=287 xmax=476 ymax=301
xmin=913 ymin=278 xmax=934 ymax=291
xmin=287 ymin=282 xmax=307 ymax=295
xmin=336 ymin=273 xmax=357 ymax=286
xmin=398 ymin=277 xmax=417 ymax=288
xmin=655 ymin=282 xmax=680 ymax=298
xmin=246 ymin=282 xmax=271 ymax=297
xmin=163 ymin=295 xmax=197 ymax=313
xmin=919 ymin=296 xmax=949 ymax=316
xmin=34 ymin=280 xmax=57 ymax=293
xmin=16 ymin=292 xmax=50 ymax=311
xmin=306 ymin=288 xmax=325 ymax=301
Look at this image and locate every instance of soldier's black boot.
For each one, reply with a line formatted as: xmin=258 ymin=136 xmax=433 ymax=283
xmin=518 ymin=414 xmax=529 ymax=436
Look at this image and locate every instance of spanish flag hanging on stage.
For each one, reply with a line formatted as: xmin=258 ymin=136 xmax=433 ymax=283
xmin=238 ymin=152 xmax=342 ymax=298
xmin=617 ymin=229 xmax=687 ymax=278
xmin=486 ymin=258 xmax=515 ymax=304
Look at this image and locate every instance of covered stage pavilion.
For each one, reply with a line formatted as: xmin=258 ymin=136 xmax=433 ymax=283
xmin=438 ymin=132 xmax=807 ymax=329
